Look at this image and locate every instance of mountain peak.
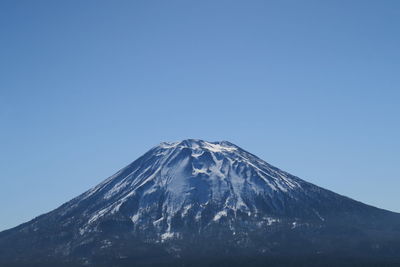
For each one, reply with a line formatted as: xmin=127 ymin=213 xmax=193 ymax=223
xmin=158 ymin=139 xmax=238 ymax=153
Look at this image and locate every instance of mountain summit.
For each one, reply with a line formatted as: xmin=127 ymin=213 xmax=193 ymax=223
xmin=1 ymin=139 xmax=400 ymax=267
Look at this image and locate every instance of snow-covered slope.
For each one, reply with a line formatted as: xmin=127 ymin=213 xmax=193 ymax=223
xmin=79 ymin=139 xmax=303 ymax=225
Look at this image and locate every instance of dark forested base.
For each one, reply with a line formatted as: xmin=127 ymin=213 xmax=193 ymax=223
xmin=2 ymin=255 xmax=400 ymax=267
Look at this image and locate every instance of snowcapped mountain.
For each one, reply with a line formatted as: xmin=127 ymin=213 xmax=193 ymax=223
xmin=1 ymin=139 xmax=400 ymax=267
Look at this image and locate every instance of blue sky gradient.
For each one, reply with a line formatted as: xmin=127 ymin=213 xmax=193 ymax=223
xmin=0 ymin=0 xmax=399 ymax=231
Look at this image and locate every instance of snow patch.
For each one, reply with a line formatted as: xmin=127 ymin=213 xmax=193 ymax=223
xmin=265 ymin=217 xmax=278 ymax=225
xmin=213 ymin=210 xmax=228 ymax=221
xmin=159 ymin=142 xmax=179 ymax=149
xmin=161 ymin=232 xmax=176 ymax=242
xmin=131 ymin=214 xmax=139 ymax=223
xmin=203 ymin=142 xmax=236 ymax=153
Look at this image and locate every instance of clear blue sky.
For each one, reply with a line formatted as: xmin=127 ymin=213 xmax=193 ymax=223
xmin=0 ymin=0 xmax=399 ymax=231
